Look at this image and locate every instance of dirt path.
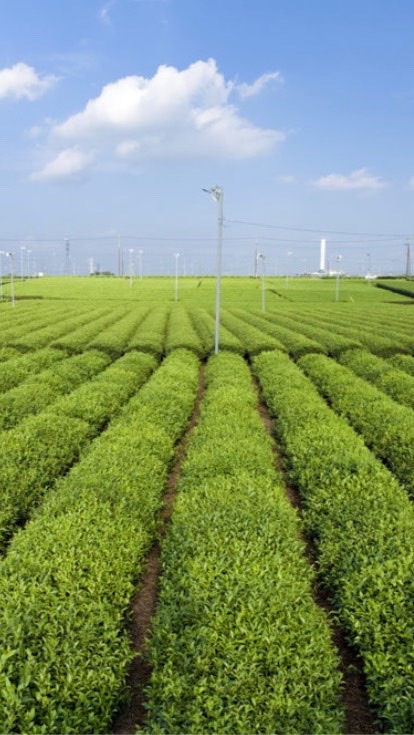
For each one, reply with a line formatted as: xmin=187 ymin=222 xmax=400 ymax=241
xmin=111 ymin=365 xmax=205 ymax=734
xmin=256 ymin=385 xmax=378 ymax=735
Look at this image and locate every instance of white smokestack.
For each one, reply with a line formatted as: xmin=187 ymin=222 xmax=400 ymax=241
xmin=320 ymin=239 xmax=326 ymax=272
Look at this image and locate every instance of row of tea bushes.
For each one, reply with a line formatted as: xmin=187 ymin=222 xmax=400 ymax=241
xmin=0 ymin=304 xmax=86 ymax=346
xmin=0 ymin=352 xmax=157 ymax=550
xmin=232 ymin=308 xmax=326 ymax=359
xmin=127 ymin=305 xmax=169 ymax=356
xmin=298 ymin=353 xmax=414 ymax=497
xmin=388 ymin=353 xmax=414 ymax=376
xmin=8 ymin=306 xmax=110 ymax=351
xmin=164 ymin=304 xmax=205 ymax=357
xmin=0 ymin=347 xmax=66 ymax=393
xmin=144 ymin=353 xmax=344 ymax=735
xmin=0 ymin=350 xmax=111 ymax=431
xmin=0 ymin=349 xmax=200 ymax=734
xmin=85 ymin=306 xmax=150 ymax=357
xmin=49 ymin=351 xmax=157 ymax=433
xmin=254 ymin=350 xmax=414 ymax=733
xmin=188 ymin=307 xmax=244 ymax=354
xmin=300 ymin=310 xmax=412 ymax=356
xmin=51 ymin=306 xmax=130 ymax=353
xmin=338 ymin=348 xmax=414 ymax=410
xmin=264 ymin=311 xmax=362 ymax=355
xmin=219 ymin=309 xmax=285 ymax=355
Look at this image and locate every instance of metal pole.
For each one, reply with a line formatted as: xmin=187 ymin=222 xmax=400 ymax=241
xmin=214 ymin=187 xmax=223 ymax=354
xmin=202 ymin=185 xmax=223 ymax=354
xmin=0 ymin=251 xmax=3 ymax=300
xmin=335 ymin=255 xmax=342 ymax=302
xmin=8 ymin=253 xmax=15 ymax=306
xmin=129 ymin=249 xmax=134 ymax=287
xmin=139 ymin=250 xmax=143 ymax=280
xmin=261 ymin=255 xmax=266 ymax=312
xmin=174 ymin=253 xmax=180 ymax=301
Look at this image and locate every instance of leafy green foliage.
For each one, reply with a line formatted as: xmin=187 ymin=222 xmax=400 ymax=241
xmin=339 ymin=348 xmax=414 ymax=410
xmin=144 ymin=353 xmax=344 ymax=735
xmin=0 ymin=350 xmax=110 ymax=430
xmin=164 ymin=304 xmax=205 ymax=357
xmin=254 ymin=350 xmax=414 ymax=732
xmin=0 ymin=349 xmax=200 ymax=733
xmin=298 ymin=353 xmax=414 ymax=496
xmin=219 ymin=309 xmax=285 ymax=355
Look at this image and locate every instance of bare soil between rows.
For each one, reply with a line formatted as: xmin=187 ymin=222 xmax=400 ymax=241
xmin=111 ymin=365 xmax=206 ymax=734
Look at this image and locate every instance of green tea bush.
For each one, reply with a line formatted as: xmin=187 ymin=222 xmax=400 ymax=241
xmin=188 ymin=307 xmax=244 ymax=354
xmin=0 ymin=349 xmax=200 ymax=733
xmin=339 ymin=348 xmax=414 ymax=410
xmin=299 ymin=353 xmax=414 ymax=496
xmin=254 ymin=349 xmax=414 ymax=732
xmin=144 ymin=353 xmax=344 ymax=735
xmin=232 ymin=308 xmax=326 ymax=358
xmin=219 ymin=309 xmax=284 ymax=355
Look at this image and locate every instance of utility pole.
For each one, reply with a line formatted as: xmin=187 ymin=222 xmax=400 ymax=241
xmin=64 ymin=238 xmax=71 ymax=275
xmin=405 ymin=240 xmax=411 ymax=278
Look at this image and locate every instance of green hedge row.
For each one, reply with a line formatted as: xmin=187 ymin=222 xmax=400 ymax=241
xmin=338 ymin=348 xmax=414 ymax=411
xmin=49 ymin=350 xmax=157 ymax=433
xmin=302 ymin=311 xmax=412 ymax=356
xmin=188 ymin=307 xmax=244 ymax=354
xmin=128 ymin=306 xmax=169 ymax=356
xmin=219 ymin=309 xmax=285 ymax=355
xmin=263 ymin=311 xmax=361 ymax=355
xmin=51 ymin=306 xmax=128 ymax=353
xmin=388 ymin=353 xmax=414 ymax=376
xmin=85 ymin=306 xmax=150 ymax=357
xmin=0 ymin=349 xmax=200 ymax=734
xmin=0 ymin=350 xmax=111 ymax=431
xmin=254 ymin=350 xmax=414 ymax=732
xmin=9 ymin=307 xmax=110 ymax=351
xmin=0 ymin=347 xmax=66 ymax=393
xmin=144 ymin=353 xmax=344 ymax=735
xmin=298 ymin=353 xmax=414 ymax=496
xmin=165 ymin=305 xmax=205 ymax=357
xmin=0 ymin=305 xmax=84 ymax=346
xmin=0 ymin=352 xmax=158 ymax=549
xmin=232 ymin=308 xmax=327 ymax=358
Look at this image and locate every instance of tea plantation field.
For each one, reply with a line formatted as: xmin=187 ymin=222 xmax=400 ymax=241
xmin=0 ymin=276 xmax=413 ymax=733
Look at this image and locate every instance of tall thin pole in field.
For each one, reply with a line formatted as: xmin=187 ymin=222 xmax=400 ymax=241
xmin=203 ymin=185 xmax=223 ymax=354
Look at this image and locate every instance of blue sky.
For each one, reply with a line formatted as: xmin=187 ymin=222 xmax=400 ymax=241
xmin=0 ymin=0 xmax=413 ymax=276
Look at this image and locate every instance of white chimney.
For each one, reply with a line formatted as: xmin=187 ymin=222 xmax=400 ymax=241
xmin=320 ymin=239 xmax=326 ymax=272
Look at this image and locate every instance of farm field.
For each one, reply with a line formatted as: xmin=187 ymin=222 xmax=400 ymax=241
xmin=0 ymin=276 xmax=413 ymax=734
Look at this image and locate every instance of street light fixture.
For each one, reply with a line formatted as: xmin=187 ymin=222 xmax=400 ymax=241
xmin=202 ymin=184 xmax=223 ymax=354
xmin=174 ymin=253 xmax=180 ymax=302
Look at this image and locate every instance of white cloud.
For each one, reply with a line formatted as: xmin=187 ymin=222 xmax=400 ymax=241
xmin=99 ymin=1 xmax=116 ymax=25
xmin=46 ymin=59 xmax=284 ymax=164
xmin=236 ymin=72 xmax=283 ymax=99
xmin=0 ymin=62 xmax=57 ymax=100
xmin=312 ymin=168 xmax=386 ymax=192
xmin=30 ymin=147 xmax=94 ymax=182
